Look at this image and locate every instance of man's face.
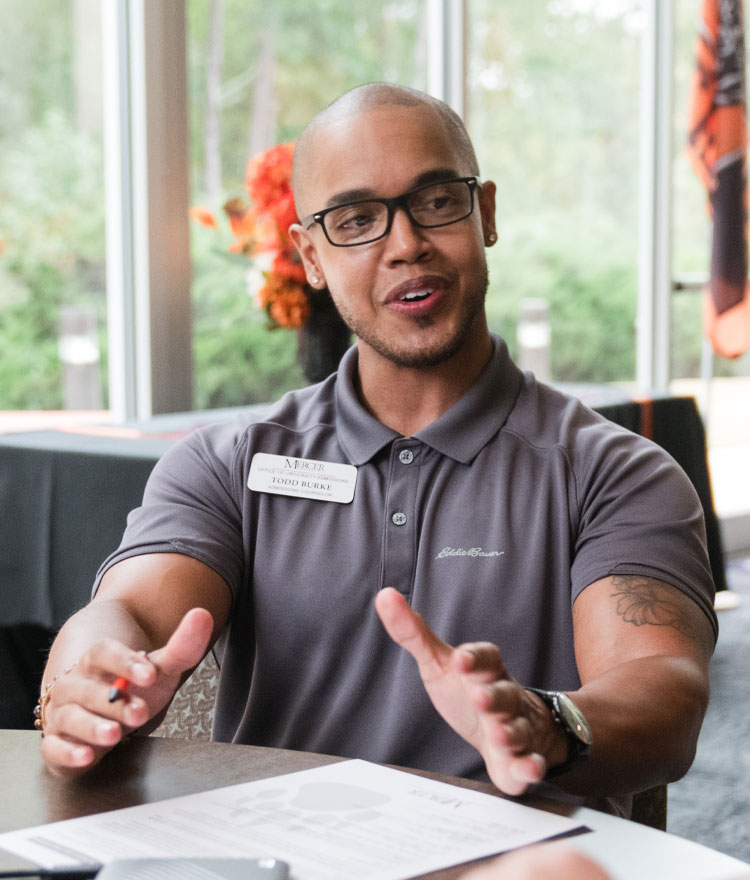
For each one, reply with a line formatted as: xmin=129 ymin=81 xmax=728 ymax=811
xmin=291 ymin=105 xmax=497 ymax=370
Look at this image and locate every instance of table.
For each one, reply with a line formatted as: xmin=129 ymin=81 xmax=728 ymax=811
xmin=0 ymin=406 xmax=269 ymax=630
xmin=0 ymin=731 xmax=747 ymax=880
xmin=0 ymin=394 xmax=726 ymax=726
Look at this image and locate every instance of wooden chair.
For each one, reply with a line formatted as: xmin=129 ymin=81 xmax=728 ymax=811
xmin=631 ymin=784 xmax=668 ymax=831
xmin=151 ymin=653 xmax=218 ymax=741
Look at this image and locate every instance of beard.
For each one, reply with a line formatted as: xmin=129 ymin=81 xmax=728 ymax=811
xmin=332 ymin=264 xmax=489 ymax=369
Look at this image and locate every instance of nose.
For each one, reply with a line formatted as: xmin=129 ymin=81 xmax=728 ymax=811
xmin=382 ymin=205 xmax=431 ymax=264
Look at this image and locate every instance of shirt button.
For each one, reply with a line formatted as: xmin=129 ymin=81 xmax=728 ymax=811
xmin=392 ymin=512 xmax=407 ymax=526
xmin=398 ymin=449 xmax=414 ymax=465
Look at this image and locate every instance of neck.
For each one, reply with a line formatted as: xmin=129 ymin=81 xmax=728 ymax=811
xmin=355 ymin=331 xmax=494 ymax=436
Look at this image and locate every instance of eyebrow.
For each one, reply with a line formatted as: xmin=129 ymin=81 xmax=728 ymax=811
xmin=323 ymin=167 xmax=461 ymax=209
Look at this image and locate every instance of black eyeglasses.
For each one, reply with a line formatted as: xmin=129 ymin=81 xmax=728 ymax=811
xmin=301 ymin=177 xmax=480 ymax=247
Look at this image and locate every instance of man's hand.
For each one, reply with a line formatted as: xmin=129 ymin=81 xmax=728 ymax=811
xmin=374 ymin=588 xmax=565 ymax=795
xmin=40 ymin=607 xmax=213 ymax=776
xmin=459 ymin=845 xmax=611 ymax=880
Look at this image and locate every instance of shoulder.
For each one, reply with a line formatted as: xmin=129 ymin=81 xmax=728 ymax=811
xmin=504 ymin=373 xmax=656 ymax=469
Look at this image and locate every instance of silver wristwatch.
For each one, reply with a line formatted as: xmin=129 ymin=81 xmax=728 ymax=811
xmin=526 ymin=687 xmax=593 ymax=778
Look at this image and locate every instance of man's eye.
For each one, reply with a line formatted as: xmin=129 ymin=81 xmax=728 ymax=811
xmin=428 ymin=195 xmax=451 ymax=210
xmin=413 ymin=189 xmax=458 ymax=213
xmin=332 ymin=207 xmax=378 ymax=230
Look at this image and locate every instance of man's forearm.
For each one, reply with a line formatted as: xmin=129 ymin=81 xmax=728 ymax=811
xmin=43 ymin=597 xmax=157 ymax=690
xmin=552 ymin=654 xmax=709 ymax=796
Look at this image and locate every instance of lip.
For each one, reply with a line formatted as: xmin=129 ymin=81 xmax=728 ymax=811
xmin=383 ymin=275 xmax=448 ymax=314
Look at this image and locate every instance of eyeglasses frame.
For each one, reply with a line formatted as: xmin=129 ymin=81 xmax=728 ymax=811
xmin=300 ymin=176 xmax=481 ymax=248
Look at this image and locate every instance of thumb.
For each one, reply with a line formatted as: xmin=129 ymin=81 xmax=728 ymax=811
xmin=148 ymin=607 xmax=214 ymax=677
xmin=375 ymin=587 xmax=451 ymax=681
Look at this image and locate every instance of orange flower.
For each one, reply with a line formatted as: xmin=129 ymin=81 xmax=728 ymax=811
xmin=189 ymin=205 xmax=217 ymax=229
xmin=269 ymin=286 xmax=310 ymax=329
xmin=224 ymin=197 xmax=253 ymax=235
xmin=218 ymin=140 xmax=316 ymax=328
xmin=272 ymin=250 xmax=307 ymax=284
xmin=268 ymin=190 xmax=299 ymax=233
xmin=255 ymin=219 xmax=283 ymax=254
xmin=259 ymin=274 xmax=310 ymax=329
xmin=245 ymin=142 xmax=296 ymax=216
xmin=223 ymin=198 xmax=262 ymax=256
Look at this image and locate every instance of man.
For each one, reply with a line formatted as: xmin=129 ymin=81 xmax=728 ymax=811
xmin=37 ymin=84 xmax=716 ymax=819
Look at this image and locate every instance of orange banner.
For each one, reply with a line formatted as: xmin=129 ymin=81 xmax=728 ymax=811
xmin=687 ymin=0 xmax=750 ymax=358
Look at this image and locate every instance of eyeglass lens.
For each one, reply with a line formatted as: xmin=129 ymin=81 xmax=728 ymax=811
xmin=323 ymin=180 xmax=474 ymax=246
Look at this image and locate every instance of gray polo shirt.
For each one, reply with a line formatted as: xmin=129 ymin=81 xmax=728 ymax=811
xmin=96 ymin=335 xmax=716 ymax=811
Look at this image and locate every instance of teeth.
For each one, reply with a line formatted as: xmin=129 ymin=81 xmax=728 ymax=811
xmin=401 ymin=290 xmax=431 ymax=302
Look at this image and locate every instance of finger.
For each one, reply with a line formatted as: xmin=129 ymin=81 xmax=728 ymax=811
xmin=454 ymin=642 xmax=507 ymax=682
xmin=485 ymin=753 xmax=546 ymax=797
xmin=497 ymin=715 xmax=536 ymax=753
xmin=55 ymin=668 xmax=148 ymax=719
xmin=51 ymin=702 xmax=124 ymax=749
xmin=40 ymin=733 xmax=98 ymax=776
xmin=147 ymin=607 xmax=214 ymax=678
xmin=375 ymin=588 xmax=452 ymax=680
xmin=507 ymin=752 xmax=546 ymax=788
xmin=77 ymin=640 xmax=155 ymax=689
xmin=474 ymin=679 xmax=524 ymax=717
xmin=43 ymin=665 xmax=149 ymax=742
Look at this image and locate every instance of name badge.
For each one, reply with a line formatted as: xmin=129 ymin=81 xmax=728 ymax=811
xmin=248 ymin=453 xmax=357 ymax=504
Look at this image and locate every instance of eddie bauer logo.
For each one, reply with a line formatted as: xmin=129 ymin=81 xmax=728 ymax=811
xmin=436 ymin=547 xmax=505 ymax=559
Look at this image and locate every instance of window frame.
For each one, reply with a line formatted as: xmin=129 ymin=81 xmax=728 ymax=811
xmin=103 ymin=0 xmax=192 ymax=420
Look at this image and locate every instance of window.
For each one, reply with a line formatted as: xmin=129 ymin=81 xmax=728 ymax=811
xmin=186 ymin=0 xmax=423 ymax=408
xmin=0 ymin=0 xmax=107 ymax=413
xmin=467 ymin=0 xmax=645 ymax=383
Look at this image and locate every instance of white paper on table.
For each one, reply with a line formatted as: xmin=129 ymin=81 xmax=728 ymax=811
xmin=0 ymin=759 xmax=586 ymax=880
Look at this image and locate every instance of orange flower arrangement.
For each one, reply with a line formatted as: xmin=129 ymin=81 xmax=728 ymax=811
xmin=229 ymin=141 xmax=310 ymax=328
xmin=191 ymin=141 xmax=311 ymax=329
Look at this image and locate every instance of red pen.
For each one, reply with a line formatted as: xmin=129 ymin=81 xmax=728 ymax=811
xmin=108 ymin=676 xmax=130 ymax=703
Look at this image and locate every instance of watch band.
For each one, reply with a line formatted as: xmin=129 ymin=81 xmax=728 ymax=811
xmin=526 ymin=687 xmax=593 ymax=778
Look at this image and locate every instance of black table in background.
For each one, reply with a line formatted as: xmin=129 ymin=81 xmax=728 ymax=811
xmin=0 ymin=394 xmax=726 ymax=728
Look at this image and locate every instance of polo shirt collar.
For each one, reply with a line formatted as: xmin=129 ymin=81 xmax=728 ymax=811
xmin=335 ymin=334 xmax=524 ymax=466
xmin=335 ymin=346 xmax=399 ymax=465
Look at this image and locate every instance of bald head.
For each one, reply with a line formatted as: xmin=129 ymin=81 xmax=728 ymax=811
xmin=292 ymin=83 xmax=480 ymax=218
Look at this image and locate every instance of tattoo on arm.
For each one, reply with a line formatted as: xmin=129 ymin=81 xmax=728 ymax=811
xmin=609 ymin=575 xmax=704 ymax=641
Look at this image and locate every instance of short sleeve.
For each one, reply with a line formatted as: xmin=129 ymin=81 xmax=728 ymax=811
xmin=93 ymin=422 xmax=247 ymax=601
xmin=569 ymin=417 xmax=718 ymax=640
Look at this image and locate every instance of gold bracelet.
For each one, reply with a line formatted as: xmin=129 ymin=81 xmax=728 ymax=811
xmin=33 ymin=662 xmax=78 ymax=736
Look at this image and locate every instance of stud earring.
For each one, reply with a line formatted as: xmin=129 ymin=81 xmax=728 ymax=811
xmin=310 ymin=275 xmax=320 ymax=285
xmin=487 ymin=232 xmax=497 ymax=244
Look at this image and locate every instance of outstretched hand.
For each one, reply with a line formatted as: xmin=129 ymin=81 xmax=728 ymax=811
xmin=375 ymin=588 xmax=560 ymax=795
xmin=40 ymin=607 xmax=214 ymax=776
xmin=459 ymin=844 xmax=611 ymax=880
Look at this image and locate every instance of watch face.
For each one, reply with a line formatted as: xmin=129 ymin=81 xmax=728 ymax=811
xmin=556 ymin=693 xmax=593 ymax=746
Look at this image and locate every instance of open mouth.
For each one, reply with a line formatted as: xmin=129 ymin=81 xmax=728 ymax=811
xmin=385 ymin=276 xmax=447 ymax=315
xmin=399 ymin=289 xmax=434 ymax=303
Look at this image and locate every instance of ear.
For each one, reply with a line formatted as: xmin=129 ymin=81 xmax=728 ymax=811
xmin=477 ymin=180 xmax=498 ymax=247
xmin=289 ymin=223 xmax=327 ymax=288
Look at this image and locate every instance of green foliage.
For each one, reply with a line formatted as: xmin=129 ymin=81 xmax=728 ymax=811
xmin=190 ymin=220 xmax=305 ymax=408
xmin=0 ymin=111 xmax=106 ymax=409
xmin=0 ymin=0 xmax=74 ymax=138
xmin=187 ymin=0 xmax=421 ymax=197
xmin=472 ymin=0 xmax=643 ymax=382
xmin=485 ymin=209 xmax=636 ymax=381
